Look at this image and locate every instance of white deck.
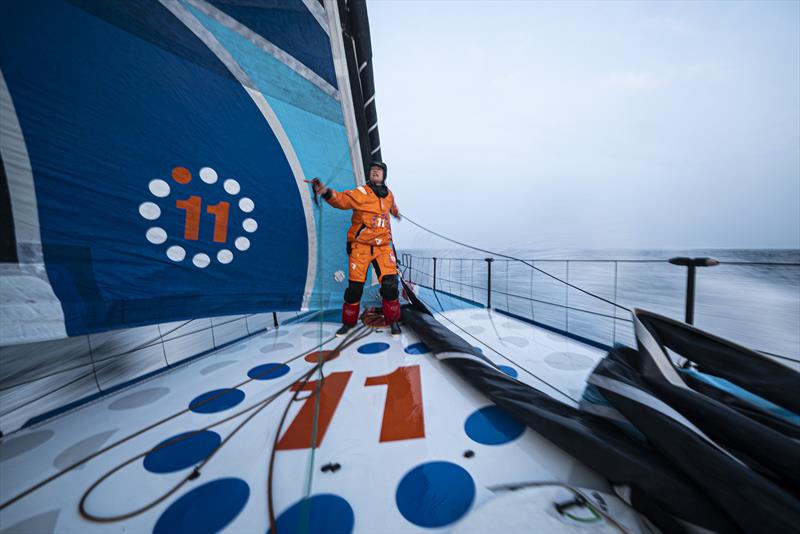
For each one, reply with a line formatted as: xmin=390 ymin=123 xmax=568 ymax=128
xmin=0 ymin=309 xmax=615 ymax=533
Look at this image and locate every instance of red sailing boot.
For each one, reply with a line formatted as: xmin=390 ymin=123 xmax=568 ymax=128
xmin=383 ymin=299 xmax=401 ymax=337
xmin=337 ymin=301 xmax=360 ymax=336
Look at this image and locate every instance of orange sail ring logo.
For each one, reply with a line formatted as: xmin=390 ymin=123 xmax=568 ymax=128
xmin=138 ymin=166 xmax=258 ymax=268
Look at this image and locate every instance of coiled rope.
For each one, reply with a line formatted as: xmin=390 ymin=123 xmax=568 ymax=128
xmin=76 ymin=326 xmax=370 ymax=524
xmin=0 ymin=330 xmax=350 ymax=513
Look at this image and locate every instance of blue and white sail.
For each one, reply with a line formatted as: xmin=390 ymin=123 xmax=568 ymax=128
xmin=0 ymin=0 xmax=362 ymax=346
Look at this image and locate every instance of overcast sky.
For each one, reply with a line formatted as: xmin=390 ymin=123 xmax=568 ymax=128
xmin=367 ymin=0 xmax=800 ymax=250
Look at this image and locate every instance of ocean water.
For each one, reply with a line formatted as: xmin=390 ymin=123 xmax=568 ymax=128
xmin=398 ymin=249 xmax=800 ymax=367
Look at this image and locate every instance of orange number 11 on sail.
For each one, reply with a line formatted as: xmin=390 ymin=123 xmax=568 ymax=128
xmin=175 ymin=196 xmax=230 ymax=243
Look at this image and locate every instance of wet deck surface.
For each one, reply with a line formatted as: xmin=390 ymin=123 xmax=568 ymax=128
xmin=0 ymin=310 xmax=608 ymax=533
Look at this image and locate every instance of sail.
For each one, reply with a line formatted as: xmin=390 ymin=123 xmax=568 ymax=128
xmin=0 ymin=0 xmax=363 ymax=346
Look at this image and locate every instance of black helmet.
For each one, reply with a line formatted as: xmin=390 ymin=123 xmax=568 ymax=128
xmin=368 ymin=160 xmax=387 ymax=180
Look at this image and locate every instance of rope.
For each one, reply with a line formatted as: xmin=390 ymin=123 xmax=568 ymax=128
xmin=0 ymin=333 xmax=340 ymax=513
xmin=269 ymin=158 xmax=371 ymax=533
xmin=78 ymin=327 xmax=371 ymax=524
xmin=401 ymin=215 xmax=630 ymax=313
xmin=758 ymin=349 xmax=800 ymax=364
xmin=267 ymin=326 xmax=371 ymax=534
xmin=484 ymin=481 xmax=631 ymax=533
xmin=303 ymin=196 xmax=326 ymax=529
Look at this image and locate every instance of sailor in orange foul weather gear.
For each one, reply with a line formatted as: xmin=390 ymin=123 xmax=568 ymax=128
xmin=310 ymin=161 xmax=402 ymax=336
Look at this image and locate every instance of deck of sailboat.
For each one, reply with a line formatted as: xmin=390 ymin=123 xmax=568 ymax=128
xmin=0 ymin=306 xmax=612 ymax=533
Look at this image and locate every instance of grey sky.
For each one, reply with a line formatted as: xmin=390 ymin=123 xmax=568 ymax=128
xmin=368 ymin=0 xmax=800 ymax=250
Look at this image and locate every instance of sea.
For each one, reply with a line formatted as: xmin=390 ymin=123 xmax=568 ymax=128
xmin=397 ymin=248 xmax=800 ymax=368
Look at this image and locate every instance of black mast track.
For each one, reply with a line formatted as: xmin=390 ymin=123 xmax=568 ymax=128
xmin=338 ymin=0 xmax=381 ymax=171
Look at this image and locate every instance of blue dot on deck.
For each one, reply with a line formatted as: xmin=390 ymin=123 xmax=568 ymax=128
xmin=143 ymin=430 xmax=221 ymax=473
xmin=404 ymin=342 xmax=430 ymax=355
xmin=464 ymin=405 xmax=525 ymax=445
xmin=269 ymin=494 xmax=354 ymax=534
xmin=154 ymin=478 xmax=249 ymax=534
xmin=248 ymin=363 xmax=290 ymax=380
xmin=473 ymin=346 xmax=483 ymax=353
xmin=189 ymin=388 xmax=245 ymax=414
xmin=396 ymin=461 xmax=475 ymax=528
xmin=357 ymin=342 xmax=390 ymax=354
xmin=497 ymin=365 xmax=518 ymax=378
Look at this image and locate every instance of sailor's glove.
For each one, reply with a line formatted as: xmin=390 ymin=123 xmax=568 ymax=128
xmin=304 ymin=177 xmax=328 ymax=196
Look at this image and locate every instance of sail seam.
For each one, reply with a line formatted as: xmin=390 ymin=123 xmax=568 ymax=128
xmin=301 ymin=0 xmax=330 ymax=36
xmin=185 ymin=0 xmax=339 ymax=101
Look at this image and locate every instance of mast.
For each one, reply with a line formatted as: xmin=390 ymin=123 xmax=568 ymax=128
xmin=325 ymin=0 xmax=382 ymax=183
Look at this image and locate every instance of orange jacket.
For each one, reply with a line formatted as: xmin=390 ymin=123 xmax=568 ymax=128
xmin=324 ymin=185 xmax=399 ymax=246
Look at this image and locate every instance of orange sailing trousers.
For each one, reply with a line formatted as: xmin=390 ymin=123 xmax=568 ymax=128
xmin=348 ymin=242 xmax=397 ymax=283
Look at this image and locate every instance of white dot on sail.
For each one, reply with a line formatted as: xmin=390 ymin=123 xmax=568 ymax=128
xmin=148 ymin=179 xmax=170 ymax=198
xmin=139 ymin=202 xmax=161 ymax=220
xmin=217 ymin=249 xmax=233 ymax=264
xmin=146 ymin=227 xmax=167 ymax=244
xmin=193 ymin=253 xmax=210 ymax=268
xmin=239 ymin=197 xmax=254 ymax=212
xmin=166 ymin=246 xmax=185 ymax=261
xmin=224 ymin=179 xmax=240 ymax=195
xmin=200 ymin=167 xmax=218 ymax=184
xmin=235 ymin=237 xmax=250 ymax=251
xmin=242 ymin=218 xmax=257 ymax=233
